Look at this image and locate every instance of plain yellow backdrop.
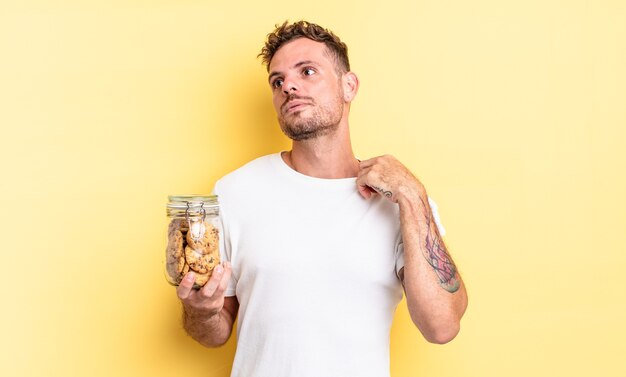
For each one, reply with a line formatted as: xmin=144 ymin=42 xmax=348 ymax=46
xmin=1 ymin=1 xmax=625 ymax=376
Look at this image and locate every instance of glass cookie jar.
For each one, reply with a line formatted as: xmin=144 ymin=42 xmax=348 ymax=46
xmin=165 ymin=195 xmax=221 ymax=289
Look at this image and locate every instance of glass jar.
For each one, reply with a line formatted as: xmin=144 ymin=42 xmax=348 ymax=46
xmin=165 ymin=195 xmax=221 ymax=289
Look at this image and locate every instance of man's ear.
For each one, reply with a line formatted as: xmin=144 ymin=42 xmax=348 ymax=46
xmin=342 ymin=72 xmax=359 ymax=102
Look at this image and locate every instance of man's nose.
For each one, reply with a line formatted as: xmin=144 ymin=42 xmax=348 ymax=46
xmin=282 ymin=76 xmax=298 ymax=95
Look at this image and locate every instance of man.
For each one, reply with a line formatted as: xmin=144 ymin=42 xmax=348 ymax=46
xmin=176 ymin=21 xmax=468 ymax=377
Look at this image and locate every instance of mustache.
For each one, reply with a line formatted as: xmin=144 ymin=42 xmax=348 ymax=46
xmin=281 ymin=94 xmax=314 ymax=112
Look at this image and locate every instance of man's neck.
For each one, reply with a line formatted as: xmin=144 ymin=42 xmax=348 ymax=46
xmin=282 ymin=131 xmax=359 ymax=179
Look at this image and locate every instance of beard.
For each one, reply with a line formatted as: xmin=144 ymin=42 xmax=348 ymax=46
xmin=277 ymin=93 xmax=344 ymax=141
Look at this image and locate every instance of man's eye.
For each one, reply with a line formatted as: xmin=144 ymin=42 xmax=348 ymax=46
xmin=272 ymin=79 xmax=283 ymax=89
xmin=303 ymin=68 xmax=315 ymax=76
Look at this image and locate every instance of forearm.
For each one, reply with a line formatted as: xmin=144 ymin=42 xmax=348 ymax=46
xmin=356 ymin=155 xmax=468 ymax=342
xmin=182 ymin=305 xmax=235 ymax=348
xmin=398 ymin=186 xmax=468 ymax=344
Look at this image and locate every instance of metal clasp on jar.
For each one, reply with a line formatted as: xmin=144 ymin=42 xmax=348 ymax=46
xmin=185 ymin=201 xmax=207 ymax=242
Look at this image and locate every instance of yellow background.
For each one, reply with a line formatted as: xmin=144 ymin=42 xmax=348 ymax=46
xmin=1 ymin=1 xmax=625 ymax=376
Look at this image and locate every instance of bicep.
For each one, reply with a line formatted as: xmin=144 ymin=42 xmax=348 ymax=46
xmin=222 ymin=296 xmax=239 ymax=327
xmin=398 ymin=267 xmax=406 ymax=289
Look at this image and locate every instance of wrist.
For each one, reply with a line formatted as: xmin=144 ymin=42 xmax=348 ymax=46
xmin=183 ymin=305 xmax=219 ymax=323
xmin=396 ymin=181 xmax=427 ymax=208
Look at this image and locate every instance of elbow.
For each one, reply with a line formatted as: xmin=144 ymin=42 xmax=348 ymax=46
xmin=412 ymin=309 xmax=464 ymax=344
xmin=190 ymin=332 xmax=231 ymax=348
xmin=409 ymin=288 xmax=468 ymax=344
xmin=203 ymin=338 xmax=230 ymax=348
xmin=192 ymin=328 xmax=233 ymax=348
xmin=426 ymin=293 xmax=468 ymax=344
xmin=183 ymin=324 xmax=232 ymax=348
xmin=422 ymin=322 xmax=460 ymax=344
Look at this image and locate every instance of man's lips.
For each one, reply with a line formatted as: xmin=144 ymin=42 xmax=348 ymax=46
xmin=286 ymin=102 xmax=308 ymax=113
xmin=282 ymin=99 xmax=312 ymax=114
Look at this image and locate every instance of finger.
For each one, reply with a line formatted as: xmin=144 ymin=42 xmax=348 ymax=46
xmin=177 ymin=272 xmax=196 ymax=300
xmin=356 ymin=180 xmax=377 ymax=199
xmin=358 ymin=156 xmax=379 ymax=169
xmin=357 ymin=163 xmax=383 ymax=185
xmin=358 ymin=185 xmax=373 ymax=199
xmin=355 ymin=173 xmax=373 ymax=200
xmin=356 ymin=165 xmax=374 ymax=184
xmin=199 ymin=264 xmax=224 ymax=298
xmin=356 ymin=164 xmax=371 ymax=179
xmin=213 ymin=262 xmax=233 ymax=297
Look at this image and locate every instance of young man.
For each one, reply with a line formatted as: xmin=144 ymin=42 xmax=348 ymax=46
xmin=176 ymin=21 xmax=468 ymax=377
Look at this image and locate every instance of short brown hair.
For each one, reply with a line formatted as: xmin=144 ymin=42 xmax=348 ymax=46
xmin=259 ymin=20 xmax=350 ymax=73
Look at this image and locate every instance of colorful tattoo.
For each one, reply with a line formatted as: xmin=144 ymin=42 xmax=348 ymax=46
xmin=420 ymin=198 xmax=460 ymax=293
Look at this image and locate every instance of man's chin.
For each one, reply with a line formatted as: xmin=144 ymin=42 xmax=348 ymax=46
xmin=280 ymin=126 xmax=317 ymax=141
xmin=281 ymin=125 xmax=339 ymax=141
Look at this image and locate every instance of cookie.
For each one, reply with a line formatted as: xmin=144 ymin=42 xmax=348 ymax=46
xmin=165 ymin=229 xmax=186 ymax=282
xmin=194 ymin=273 xmax=210 ymax=287
xmin=167 ymin=230 xmax=184 ymax=258
xmin=205 ymin=225 xmax=219 ymax=252
xmin=165 ymin=253 xmax=186 ymax=283
xmin=168 ymin=218 xmax=189 ymax=237
xmin=177 ymin=255 xmax=189 ymax=275
xmin=185 ymin=246 xmax=219 ymax=274
xmin=186 ymin=221 xmax=219 ymax=251
xmin=171 ymin=262 xmax=189 ymax=285
xmin=166 ymin=258 xmax=179 ymax=282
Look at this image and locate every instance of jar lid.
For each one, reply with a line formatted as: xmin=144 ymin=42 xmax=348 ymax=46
xmin=167 ymin=195 xmax=218 ymax=206
xmin=167 ymin=195 xmax=217 ymax=206
xmin=166 ymin=195 xmax=219 ymax=217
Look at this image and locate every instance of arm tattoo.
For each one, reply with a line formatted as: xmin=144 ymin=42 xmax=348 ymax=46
xmin=420 ymin=198 xmax=460 ymax=293
xmin=371 ymin=185 xmax=392 ymax=199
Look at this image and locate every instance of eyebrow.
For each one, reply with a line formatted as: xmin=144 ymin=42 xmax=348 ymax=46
xmin=268 ymin=60 xmax=318 ymax=83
